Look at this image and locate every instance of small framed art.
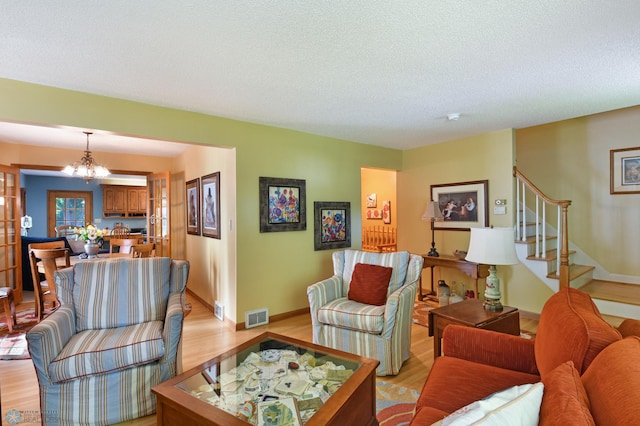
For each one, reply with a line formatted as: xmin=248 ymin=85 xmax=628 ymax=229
xmin=259 ymin=177 xmax=306 ymax=232
xmin=430 ymin=180 xmax=489 ymax=231
xmin=201 ymin=172 xmax=221 ymax=239
xmin=314 ymin=201 xmax=351 ymax=250
xmin=610 ymin=147 xmax=640 ymax=194
xmin=185 ymin=178 xmax=200 ymax=235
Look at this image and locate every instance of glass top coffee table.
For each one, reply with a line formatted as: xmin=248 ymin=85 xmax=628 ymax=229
xmin=152 ymin=332 xmax=380 ymax=426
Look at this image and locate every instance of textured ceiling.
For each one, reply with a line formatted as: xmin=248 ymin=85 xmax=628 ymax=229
xmin=1 ymin=1 xmax=640 ymax=153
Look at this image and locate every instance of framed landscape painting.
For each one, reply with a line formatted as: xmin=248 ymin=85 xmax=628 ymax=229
xmin=201 ymin=172 xmax=221 ymax=239
xmin=259 ymin=177 xmax=306 ymax=232
xmin=610 ymin=147 xmax=640 ymax=194
xmin=430 ymin=180 xmax=488 ymax=231
xmin=185 ymin=178 xmax=200 ymax=235
xmin=314 ymin=201 xmax=351 ymax=250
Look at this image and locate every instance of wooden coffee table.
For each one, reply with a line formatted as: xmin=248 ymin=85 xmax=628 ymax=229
xmin=428 ymin=299 xmax=520 ymax=358
xmin=152 ymin=332 xmax=379 ymax=426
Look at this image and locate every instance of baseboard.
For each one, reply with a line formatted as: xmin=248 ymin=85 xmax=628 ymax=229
xmin=185 ymin=288 xmax=236 ymax=331
xmin=235 ymin=307 xmax=310 ymax=331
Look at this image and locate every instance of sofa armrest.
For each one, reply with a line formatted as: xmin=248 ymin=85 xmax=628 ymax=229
xmin=618 ymin=318 xmax=640 ymax=338
xmin=161 ymin=293 xmax=184 ymax=375
xmin=382 ymin=281 xmax=418 ymax=339
xmin=442 ymin=325 xmax=539 ymax=375
xmin=26 ymin=306 xmax=76 ymax=386
xmin=307 ymin=275 xmax=343 ymax=319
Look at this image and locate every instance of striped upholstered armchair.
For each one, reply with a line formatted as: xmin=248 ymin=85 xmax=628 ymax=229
xmin=26 ymin=257 xmax=189 ymax=425
xmin=307 ymin=249 xmax=423 ymax=376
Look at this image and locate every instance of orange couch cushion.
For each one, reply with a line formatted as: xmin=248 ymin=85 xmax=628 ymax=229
xmin=581 ymin=337 xmax=640 ymax=425
xmin=618 ymin=318 xmax=640 ymax=338
xmin=414 ymin=356 xmax=540 ymax=415
xmin=534 ymin=288 xmax=621 ymax=376
xmin=539 ymin=361 xmax=594 ymax=426
xmin=347 ymin=263 xmax=392 ymax=306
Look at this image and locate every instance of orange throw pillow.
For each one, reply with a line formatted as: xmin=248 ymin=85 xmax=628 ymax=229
xmin=348 ymin=263 xmax=393 ymax=306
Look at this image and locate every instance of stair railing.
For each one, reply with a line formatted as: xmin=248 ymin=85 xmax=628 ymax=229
xmin=514 ymin=167 xmax=572 ymax=289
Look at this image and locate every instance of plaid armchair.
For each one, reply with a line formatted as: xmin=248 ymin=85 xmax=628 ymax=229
xmin=26 ymin=257 xmax=189 ymax=425
xmin=307 ymin=249 xmax=423 ymax=376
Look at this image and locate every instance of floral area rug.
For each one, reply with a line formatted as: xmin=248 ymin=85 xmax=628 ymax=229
xmin=376 ymin=381 xmax=421 ymax=426
xmin=412 ymin=301 xmax=435 ymax=328
xmin=0 ymin=308 xmax=40 ymax=360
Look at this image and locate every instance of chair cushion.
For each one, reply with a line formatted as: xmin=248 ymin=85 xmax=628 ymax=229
xmin=317 ymin=297 xmax=385 ymax=334
xmin=73 ymin=258 xmax=171 ymax=331
xmin=49 ymin=320 xmax=165 ymax=383
xmin=539 ymin=361 xmax=594 ymax=426
xmin=581 ymin=337 xmax=640 ymax=426
xmin=342 ymin=250 xmax=410 ymax=297
xmin=534 ymin=288 xmax=621 ymax=376
xmin=347 ymin=263 xmax=393 ymax=306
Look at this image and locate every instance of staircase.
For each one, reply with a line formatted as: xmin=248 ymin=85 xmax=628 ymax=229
xmin=514 ymin=167 xmax=640 ymax=321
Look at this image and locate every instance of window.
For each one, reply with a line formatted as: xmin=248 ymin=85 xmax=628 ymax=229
xmin=47 ymin=191 xmax=93 ymax=237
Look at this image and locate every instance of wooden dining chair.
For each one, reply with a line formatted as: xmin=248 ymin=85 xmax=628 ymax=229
xmin=55 ymin=225 xmax=77 ymax=239
xmin=109 ymin=238 xmax=140 ymax=255
xmin=29 ymin=248 xmax=71 ymax=322
xmin=131 ymin=242 xmax=156 ymax=258
xmin=111 ymin=225 xmax=131 ymax=238
xmin=28 ymin=241 xmax=66 ymax=250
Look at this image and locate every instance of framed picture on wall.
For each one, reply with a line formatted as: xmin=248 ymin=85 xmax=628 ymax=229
xmin=201 ymin=172 xmax=221 ymax=239
xmin=610 ymin=147 xmax=640 ymax=194
xmin=259 ymin=177 xmax=306 ymax=232
xmin=185 ymin=178 xmax=200 ymax=235
xmin=313 ymin=201 xmax=351 ymax=250
xmin=430 ymin=180 xmax=489 ymax=231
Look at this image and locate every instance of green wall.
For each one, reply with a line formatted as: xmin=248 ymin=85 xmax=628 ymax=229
xmin=0 ymin=78 xmax=402 ymax=323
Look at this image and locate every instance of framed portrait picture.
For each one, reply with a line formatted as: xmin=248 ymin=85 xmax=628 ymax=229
xmin=610 ymin=147 xmax=640 ymax=194
xmin=185 ymin=178 xmax=200 ymax=235
xmin=314 ymin=201 xmax=351 ymax=250
xmin=259 ymin=177 xmax=306 ymax=232
xmin=201 ymin=172 xmax=221 ymax=239
xmin=430 ymin=180 xmax=489 ymax=231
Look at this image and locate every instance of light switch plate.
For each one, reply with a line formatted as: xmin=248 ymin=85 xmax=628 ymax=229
xmin=494 ymin=206 xmax=507 ymax=215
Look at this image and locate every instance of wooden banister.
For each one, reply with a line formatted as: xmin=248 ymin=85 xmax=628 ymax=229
xmin=513 ymin=167 xmax=572 ymax=289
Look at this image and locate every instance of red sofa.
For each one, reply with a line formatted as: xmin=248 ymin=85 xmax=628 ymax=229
xmin=410 ymin=288 xmax=640 ymax=425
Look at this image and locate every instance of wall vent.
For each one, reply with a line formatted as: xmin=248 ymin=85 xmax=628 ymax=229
xmin=245 ymin=308 xmax=269 ymax=328
xmin=214 ymin=301 xmax=224 ymax=321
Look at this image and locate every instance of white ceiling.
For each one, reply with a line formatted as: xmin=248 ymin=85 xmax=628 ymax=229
xmin=1 ymin=1 xmax=640 ymax=153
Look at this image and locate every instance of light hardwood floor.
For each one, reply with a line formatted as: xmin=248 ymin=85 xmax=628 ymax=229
xmin=0 ymin=294 xmax=538 ymax=425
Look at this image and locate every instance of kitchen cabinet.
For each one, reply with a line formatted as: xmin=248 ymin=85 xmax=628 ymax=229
xmin=127 ymin=187 xmax=147 ymax=217
xmin=103 ymin=186 xmax=126 ymax=216
xmin=103 ymin=185 xmax=147 ymax=217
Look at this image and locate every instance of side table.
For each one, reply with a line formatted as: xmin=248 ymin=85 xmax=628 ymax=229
xmin=428 ymin=298 xmax=520 ymax=358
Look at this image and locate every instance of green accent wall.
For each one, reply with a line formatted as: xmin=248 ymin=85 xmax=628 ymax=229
xmin=0 ymin=78 xmax=402 ymax=323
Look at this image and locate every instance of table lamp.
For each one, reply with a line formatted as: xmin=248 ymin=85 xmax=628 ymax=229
xmin=421 ymin=201 xmax=444 ymax=257
xmin=465 ymin=226 xmax=519 ymax=311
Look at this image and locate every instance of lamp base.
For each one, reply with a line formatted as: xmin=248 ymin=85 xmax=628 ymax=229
xmin=427 ymin=247 xmax=440 ymax=257
xmin=483 ymin=298 xmax=503 ymax=311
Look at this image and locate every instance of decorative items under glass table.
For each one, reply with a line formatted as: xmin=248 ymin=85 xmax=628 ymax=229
xmin=152 ymin=332 xmax=379 ymax=426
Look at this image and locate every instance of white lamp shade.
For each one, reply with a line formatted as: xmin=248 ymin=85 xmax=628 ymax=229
xmin=465 ymin=227 xmax=519 ymax=265
xmin=421 ymin=200 xmax=444 ymax=221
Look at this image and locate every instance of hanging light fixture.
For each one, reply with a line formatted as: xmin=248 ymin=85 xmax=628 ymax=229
xmin=62 ymin=131 xmax=110 ymax=183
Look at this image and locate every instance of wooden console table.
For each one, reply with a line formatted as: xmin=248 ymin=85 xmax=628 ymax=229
xmin=419 ymin=254 xmax=490 ymax=301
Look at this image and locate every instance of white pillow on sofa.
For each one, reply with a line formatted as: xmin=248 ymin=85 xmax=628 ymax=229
xmin=433 ymin=382 xmax=544 ymax=426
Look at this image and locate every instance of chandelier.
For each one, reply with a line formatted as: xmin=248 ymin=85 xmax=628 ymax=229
xmin=62 ymin=131 xmax=110 ymax=183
